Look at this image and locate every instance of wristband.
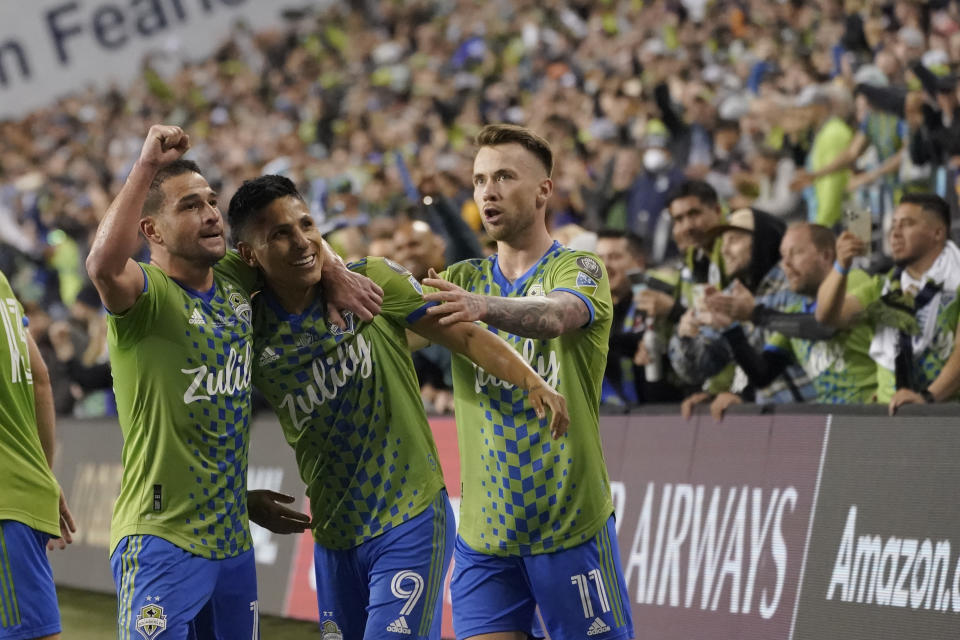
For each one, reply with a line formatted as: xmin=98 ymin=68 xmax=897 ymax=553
xmin=921 ymin=388 xmax=936 ymax=404
xmin=833 ymin=260 xmax=850 ymax=276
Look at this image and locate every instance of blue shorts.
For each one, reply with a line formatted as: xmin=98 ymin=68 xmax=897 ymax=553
xmin=111 ymin=535 xmax=258 ymax=640
xmin=451 ymin=515 xmax=633 ymax=640
xmin=313 ymin=489 xmax=455 ymax=640
xmin=0 ymin=520 xmax=60 ymax=640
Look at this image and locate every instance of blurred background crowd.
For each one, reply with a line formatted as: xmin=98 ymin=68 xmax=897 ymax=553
xmin=3 ymin=0 xmax=960 ymax=417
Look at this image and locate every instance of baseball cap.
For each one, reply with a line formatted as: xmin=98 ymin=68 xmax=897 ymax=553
xmin=705 ymin=208 xmax=755 ymax=240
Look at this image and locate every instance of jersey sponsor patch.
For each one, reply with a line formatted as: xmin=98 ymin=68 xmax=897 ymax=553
xmin=576 ymin=272 xmax=598 ymax=289
xmin=384 ymin=258 xmax=409 ymax=274
xmin=527 ymin=283 xmax=545 ymax=297
xmin=577 ymin=256 xmax=603 ymax=280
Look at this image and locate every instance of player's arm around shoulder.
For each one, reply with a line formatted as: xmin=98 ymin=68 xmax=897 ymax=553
xmin=421 ymin=251 xmax=605 ymax=340
xmin=215 ymin=250 xmax=261 ymax=295
xmin=320 ymin=249 xmax=384 ymax=328
xmin=409 ymin=313 xmax=570 ymax=438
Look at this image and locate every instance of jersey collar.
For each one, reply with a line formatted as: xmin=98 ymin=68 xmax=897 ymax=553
xmin=491 ymin=240 xmax=560 ymax=295
xmin=171 ymin=278 xmax=216 ymax=304
xmin=262 ymin=285 xmax=326 ymax=328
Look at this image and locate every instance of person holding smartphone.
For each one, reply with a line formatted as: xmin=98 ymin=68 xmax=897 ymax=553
xmin=816 ymin=193 xmax=960 ymax=412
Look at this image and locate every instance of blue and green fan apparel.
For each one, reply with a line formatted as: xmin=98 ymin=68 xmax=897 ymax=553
xmin=853 ymin=266 xmax=960 ymax=404
xmin=765 ymin=269 xmax=877 ymax=404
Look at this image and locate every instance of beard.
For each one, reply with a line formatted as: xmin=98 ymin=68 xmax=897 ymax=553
xmin=484 ymin=211 xmax=534 ymax=243
xmin=174 ymin=238 xmax=226 ymax=267
xmin=892 ymin=253 xmax=916 ymax=268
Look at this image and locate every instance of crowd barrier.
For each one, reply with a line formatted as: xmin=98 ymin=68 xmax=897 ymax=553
xmin=48 ymin=405 xmax=960 ymax=639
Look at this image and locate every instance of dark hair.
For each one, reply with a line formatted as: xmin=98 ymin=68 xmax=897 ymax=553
xmin=227 ymin=174 xmax=305 ymax=245
xmin=666 ymin=179 xmax=719 ymax=209
xmin=596 ymin=229 xmax=646 ymax=261
xmin=791 ymin=223 xmax=836 ymax=258
xmin=899 ymin=192 xmax=951 ymax=231
xmin=476 ymin=124 xmax=553 ymax=177
xmin=142 ymin=159 xmax=203 ymax=217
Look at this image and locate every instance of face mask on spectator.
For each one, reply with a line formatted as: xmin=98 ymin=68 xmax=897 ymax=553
xmin=643 ymin=148 xmax=669 ymax=172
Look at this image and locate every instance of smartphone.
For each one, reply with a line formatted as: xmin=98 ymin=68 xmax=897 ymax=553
xmin=843 ymin=206 xmax=872 ymax=256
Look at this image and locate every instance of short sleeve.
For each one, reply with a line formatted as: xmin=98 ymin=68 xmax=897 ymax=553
xmin=360 ymin=257 xmax=436 ymax=326
xmin=544 ymin=251 xmax=612 ymax=328
xmin=108 ymin=263 xmax=165 ymax=347
xmin=215 ymin=250 xmax=261 ymax=295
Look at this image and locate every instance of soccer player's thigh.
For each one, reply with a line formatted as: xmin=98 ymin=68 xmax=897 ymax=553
xmin=313 ymin=542 xmax=369 ymax=638
xmin=0 ymin=520 xmax=61 ymax=640
xmin=111 ymin=535 xmax=217 ymax=640
xmin=189 ymin=547 xmax=259 ymax=639
xmin=524 ymin=516 xmax=633 ymax=640
xmin=365 ymin=491 xmax=455 ymax=640
xmin=449 ymin=538 xmax=538 ymax=640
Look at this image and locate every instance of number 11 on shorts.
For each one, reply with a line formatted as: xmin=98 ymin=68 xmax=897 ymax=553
xmin=570 ymin=569 xmax=610 ymax=618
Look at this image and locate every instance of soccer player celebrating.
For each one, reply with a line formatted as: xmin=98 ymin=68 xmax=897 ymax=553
xmin=423 ymin=125 xmax=634 ymax=640
xmin=0 ymin=268 xmax=76 ymax=640
xmin=85 ymin=125 xmax=380 ymax=639
xmin=225 ymin=174 xmax=568 ymax=639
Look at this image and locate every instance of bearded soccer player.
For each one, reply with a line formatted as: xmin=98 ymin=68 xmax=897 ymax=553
xmin=225 ymin=175 xmax=568 ymax=639
xmin=85 ymin=125 xmax=380 ymax=639
xmin=423 ymin=125 xmax=633 ymax=639
xmin=0 ymin=269 xmax=76 ymax=640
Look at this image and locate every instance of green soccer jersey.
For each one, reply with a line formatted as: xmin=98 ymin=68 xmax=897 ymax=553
xmin=108 ymin=261 xmax=256 ymax=559
xmin=251 ymin=257 xmax=445 ymax=550
xmin=440 ymin=241 xmax=614 ymax=556
xmin=767 ymin=269 xmax=876 ymax=404
xmin=854 ymin=270 xmax=960 ymax=403
xmin=0 ymin=271 xmax=59 ymax=535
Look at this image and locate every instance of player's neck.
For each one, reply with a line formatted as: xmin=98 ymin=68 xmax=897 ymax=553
xmin=268 ymin=280 xmax=318 ymax=315
xmin=151 ymin=254 xmax=214 ymax=291
xmin=495 ymin=229 xmax=555 ymax=281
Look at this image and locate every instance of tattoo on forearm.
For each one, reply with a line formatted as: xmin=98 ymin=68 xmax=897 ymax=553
xmin=483 ymin=294 xmax=587 ymax=339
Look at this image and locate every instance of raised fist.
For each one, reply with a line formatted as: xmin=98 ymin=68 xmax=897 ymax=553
xmin=139 ymin=124 xmax=190 ymax=169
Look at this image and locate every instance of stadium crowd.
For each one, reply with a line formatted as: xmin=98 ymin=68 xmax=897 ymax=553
xmin=3 ymin=0 xmax=960 ymax=417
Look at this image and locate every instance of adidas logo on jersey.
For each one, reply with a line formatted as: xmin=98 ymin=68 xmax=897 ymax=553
xmin=259 ymin=347 xmax=280 ymax=366
xmin=587 ymin=617 xmax=611 ymax=636
xmin=386 ymin=615 xmax=411 ymax=634
xmin=188 ymin=308 xmax=206 ymax=326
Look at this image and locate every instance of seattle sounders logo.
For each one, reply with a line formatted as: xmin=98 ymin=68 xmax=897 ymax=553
xmin=135 ymin=599 xmax=167 ymax=639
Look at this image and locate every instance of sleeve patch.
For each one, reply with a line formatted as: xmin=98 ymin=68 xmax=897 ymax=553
xmin=576 ymin=272 xmax=598 ymax=289
xmin=576 ymin=255 xmax=603 ymax=280
xmin=384 ymin=258 xmax=409 ymax=274
xmin=407 ymin=275 xmax=423 ymax=294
